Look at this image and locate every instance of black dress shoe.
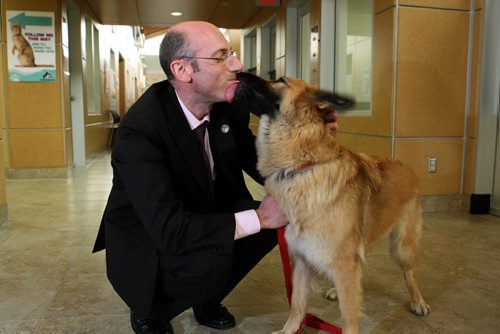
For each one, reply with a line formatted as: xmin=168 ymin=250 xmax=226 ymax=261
xmin=193 ymin=303 xmax=236 ymax=330
xmin=130 ymin=312 xmax=174 ymax=334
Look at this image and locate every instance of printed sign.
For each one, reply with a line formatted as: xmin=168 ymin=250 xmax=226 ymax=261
xmin=7 ymin=11 xmax=56 ymax=82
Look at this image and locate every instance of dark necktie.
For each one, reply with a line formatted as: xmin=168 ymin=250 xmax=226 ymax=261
xmin=192 ymin=121 xmax=213 ymax=180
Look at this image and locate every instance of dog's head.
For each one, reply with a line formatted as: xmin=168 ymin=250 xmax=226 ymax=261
xmin=234 ymin=72 xmax=353 ymax=121
xmin=234 ymin=72 xmax=354 ymax=177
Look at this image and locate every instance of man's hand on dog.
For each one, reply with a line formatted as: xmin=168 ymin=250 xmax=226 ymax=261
xmin=256 ymin=195 xmax=289 ymax=229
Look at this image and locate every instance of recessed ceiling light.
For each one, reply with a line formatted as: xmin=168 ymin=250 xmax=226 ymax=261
xmin=170 ymin=11 xmax=183 ymax=17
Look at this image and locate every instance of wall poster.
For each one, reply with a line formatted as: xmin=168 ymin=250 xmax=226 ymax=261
xmin=6 ymin=10 xmax=56 ymax=82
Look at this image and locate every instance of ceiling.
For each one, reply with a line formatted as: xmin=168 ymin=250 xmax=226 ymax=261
xmin=83 ymin=0 xmax=278 ymax=35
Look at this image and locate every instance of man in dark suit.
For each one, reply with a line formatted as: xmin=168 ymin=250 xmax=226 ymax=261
xmin=92 ymin=21 xmax=289 ymax=334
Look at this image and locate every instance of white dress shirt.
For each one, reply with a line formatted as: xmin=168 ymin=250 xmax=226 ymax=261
xmin=175 ymin=91 xmax=261 ymax=240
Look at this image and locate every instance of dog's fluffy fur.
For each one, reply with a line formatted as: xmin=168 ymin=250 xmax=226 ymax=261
xmin=235 ymin=73 xmax=430 ymax=334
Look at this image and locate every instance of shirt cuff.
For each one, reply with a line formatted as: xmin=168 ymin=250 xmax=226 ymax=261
xmin=234 ymin=210 xmax=261 ymax=240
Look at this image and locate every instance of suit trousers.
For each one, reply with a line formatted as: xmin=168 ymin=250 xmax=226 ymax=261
xmin=151 ymin=228 xmax=278 ymax=321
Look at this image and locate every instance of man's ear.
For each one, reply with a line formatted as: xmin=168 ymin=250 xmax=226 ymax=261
xmin=170 ymin=60 xmax=192 ymax=83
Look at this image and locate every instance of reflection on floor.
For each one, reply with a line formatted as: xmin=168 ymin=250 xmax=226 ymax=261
xmin=1 ymin=151 xmax=499 ymax=333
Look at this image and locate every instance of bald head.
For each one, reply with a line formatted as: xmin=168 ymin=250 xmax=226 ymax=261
xmin=159 ymin=21 xmax=226 ymax=81
xmin=170 ymin=21 xmax=219 ymax=35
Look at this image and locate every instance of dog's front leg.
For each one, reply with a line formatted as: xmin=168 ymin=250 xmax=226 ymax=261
xmin=332 ymin=258 xmax=363 ymax=334
xmin=273 ymin=257 xmax=311 ymax=334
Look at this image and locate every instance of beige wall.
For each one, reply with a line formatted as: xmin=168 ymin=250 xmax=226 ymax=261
xmin=0 ymin=0 xmax=486 ymax=213
xmin=338 ymin=0 xmax=482 ymax=197
xmin=0 ymin=5 xmax=6 ymax=222
xmin=2 ymin=0 xmax=68 ymax=179
xmin=0 ymin=0 xmax=144 ymax=179
xmin=241 ymin=0 xmax=484 ymax=203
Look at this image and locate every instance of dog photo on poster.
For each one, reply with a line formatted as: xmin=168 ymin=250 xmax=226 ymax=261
xmin=7 ymin=10 xmax=56 ymax=82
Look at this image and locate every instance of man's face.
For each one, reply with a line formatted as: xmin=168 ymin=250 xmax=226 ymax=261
xmin=188 ymin=27 xmax=244 ymax=104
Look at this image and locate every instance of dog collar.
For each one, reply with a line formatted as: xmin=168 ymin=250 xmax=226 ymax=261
xmin=292 ymin=161 xmax=316 ymax=172
xmin=275 ymin=161 xmax=317 ymax=182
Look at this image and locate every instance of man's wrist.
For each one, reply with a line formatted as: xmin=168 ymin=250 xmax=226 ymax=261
xmin=234 ymin=210 xmax=261 ymax=240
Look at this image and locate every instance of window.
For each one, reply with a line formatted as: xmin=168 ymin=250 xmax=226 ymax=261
xmin=269 ymin=23 xmax=276 ymax=79
xmin=84 ymin=18 xmax=101 ymax=115
xmin=335 ymin=0 xmax=373 ymax=115
xmin=243 ymin=29 xmax=257 ymax=74
xmin=262 ymin=18 xmax=277 ymax=80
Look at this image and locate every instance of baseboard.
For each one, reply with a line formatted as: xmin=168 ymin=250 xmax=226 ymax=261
xmin=421 ymin=195 xmax=469 ymax=213
xmin=6 ymin=167 xmax=71 ymax=179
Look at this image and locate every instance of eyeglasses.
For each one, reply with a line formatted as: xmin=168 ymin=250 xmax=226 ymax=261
xmin=179 ymin=51 xmax=238 ymax=65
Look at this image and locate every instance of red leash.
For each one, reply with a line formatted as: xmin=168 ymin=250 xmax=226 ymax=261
xmin=277 ymin=227 xmax=342 ymax=334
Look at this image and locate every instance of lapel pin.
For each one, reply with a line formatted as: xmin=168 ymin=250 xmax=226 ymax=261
xmin=221 ymin=124 xmax=230 ymax=133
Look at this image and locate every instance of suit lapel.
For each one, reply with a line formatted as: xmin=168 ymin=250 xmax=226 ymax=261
xmin=209 ymin=105 xmax=242 ymax=191
xmin=164 ymin=85 xmax=214 ymax=199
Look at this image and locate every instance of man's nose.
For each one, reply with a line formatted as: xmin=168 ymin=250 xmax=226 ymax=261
xmin=229 ymin=57 xmax=244 ymax=72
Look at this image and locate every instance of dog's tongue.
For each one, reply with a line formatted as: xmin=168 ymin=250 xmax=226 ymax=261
xmin=225 ymin=80 xmax=240 ymax=103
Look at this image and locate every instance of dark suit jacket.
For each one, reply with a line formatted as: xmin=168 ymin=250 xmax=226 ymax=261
xmin=93 ymin=80 xmax=263 ymax=317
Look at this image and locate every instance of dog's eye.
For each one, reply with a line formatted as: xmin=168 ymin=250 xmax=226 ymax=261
xmin=274 ymin=103 xmax=280 ymax=109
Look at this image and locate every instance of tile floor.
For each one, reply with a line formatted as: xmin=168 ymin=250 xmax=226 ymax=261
xmin=1 ymin=151 xmax=500 ymax=333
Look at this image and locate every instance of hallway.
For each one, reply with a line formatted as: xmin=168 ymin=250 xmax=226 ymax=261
xmin=0 ymin=152 xmax=499 ymax=333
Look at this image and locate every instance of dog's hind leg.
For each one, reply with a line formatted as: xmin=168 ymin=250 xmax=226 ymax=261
xmin=330 ymin=257 xmax=363 ymax=334
xmin=274 ymin=257 xmax=312 ymax=334
xmin=389 ymin=198 xmax=430 ymax=316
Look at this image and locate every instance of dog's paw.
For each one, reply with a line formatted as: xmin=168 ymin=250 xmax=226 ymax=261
xmin=411 ymin=300 xmax=430 ymax=316
xmin=324 ymin=287 xmax=338 ymax=300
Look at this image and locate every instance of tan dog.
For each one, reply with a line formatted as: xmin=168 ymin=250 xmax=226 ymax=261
xmin=11 ymin=23 xmax=36 ymax=67
xmin=234 ymin=73 xmax=430 ymax=334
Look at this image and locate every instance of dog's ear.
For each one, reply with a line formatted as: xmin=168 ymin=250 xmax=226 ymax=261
xmin=315 ymin=90 xmax=355 ymax=111
xmin=314 ymin=90 xmax=354 ymax=124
